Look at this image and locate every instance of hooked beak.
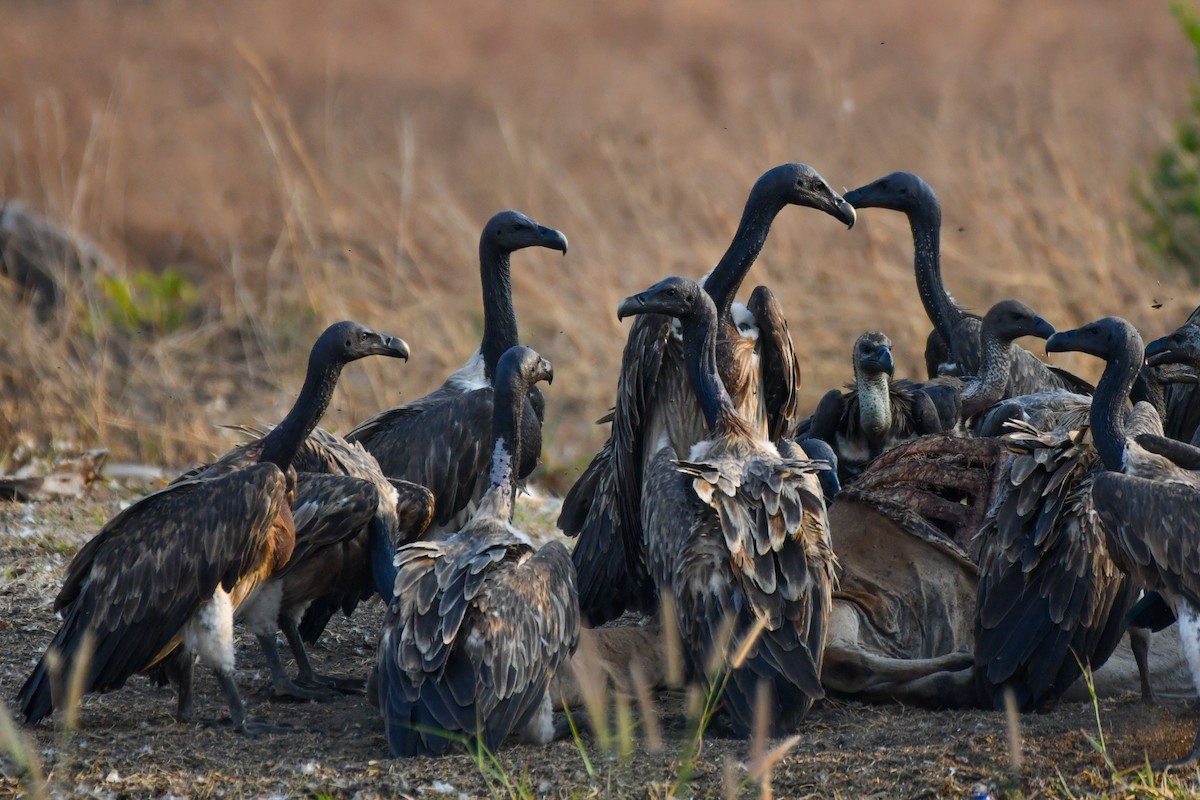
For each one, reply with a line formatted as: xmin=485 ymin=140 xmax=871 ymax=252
xmin=617 ymin=293 xmax=647 ymax=321
xmin=834 ymin=197 xmax=856 ymax=229
xmin=540 ymin=226 xmax=569 ymax=255
xmin=1145 ymin=335 xmax=1175 ymax=366
xmin=1045 ymin=330 xmax=1073 ymax=354
xmin=541 ymin=357 xmax=554 ymax=385
xmin=377 ymin=335 xmax=410 ymax=361
xmin=861 ymin=346 xmax=894 ymax=377
xmin=1031 ymin=316 xmax=1056 ymax=341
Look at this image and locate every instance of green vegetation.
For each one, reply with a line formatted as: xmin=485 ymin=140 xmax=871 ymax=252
xmin=1138 ymin=1 xmax=1200 ymax=281
xmin=94 ymin=267 xmax=199 ymax=334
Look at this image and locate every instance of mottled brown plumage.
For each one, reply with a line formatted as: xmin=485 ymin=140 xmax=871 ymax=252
xmin=17 ymin=321 xmax=407 ymax=732
xmin=560 ymin=164 xmax=854 ymax=625
xmin=377 ymin=346 xmax=578 ymax=757
xmin=620 ymin=277 xmax=836 ymax=737
xmin=973 ymin=318 xmax=1149 ymax=711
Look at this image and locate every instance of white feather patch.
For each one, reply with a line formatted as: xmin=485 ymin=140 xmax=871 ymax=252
xmin=445 ymin=350 xmax=490 ymax=392
xmin=730 ymin=302 xmax=759 ymax=342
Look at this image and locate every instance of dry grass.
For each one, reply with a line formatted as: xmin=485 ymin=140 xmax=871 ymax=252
xmin=0 ymin=0 xmax=1195 ymax=490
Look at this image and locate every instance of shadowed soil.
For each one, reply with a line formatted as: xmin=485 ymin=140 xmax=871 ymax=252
xmin=3 ymin=489 xmax=1199 ymax=799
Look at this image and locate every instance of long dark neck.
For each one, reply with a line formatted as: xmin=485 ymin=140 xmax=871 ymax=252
xmin=702 ymin=189 xmax=786 ymax=321
xmin=908 ymin=196 xmax=959 ymax=348
xmin=961 ymin=331 xmax=1014 ymax=418
xmin=680 ymin=301 xmax=744 ymax=437
xmin=258 ymin=355 xmax=343 ymax=470
xmin=485 ymin=372 xmax=526 ymax=520
xmin=1092 ymin=340 xmax=1141 ymax=472
xmin=479 ymin=239 xmax=517 ymax=382
xmin=1130 ymin=366 xmax=1166 ymax=420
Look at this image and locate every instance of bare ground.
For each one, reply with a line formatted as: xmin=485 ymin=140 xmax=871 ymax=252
xmin=3 ymin=485 xmax=1200 ymax=799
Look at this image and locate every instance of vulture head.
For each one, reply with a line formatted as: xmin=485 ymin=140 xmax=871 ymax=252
xmin=983 ymin=299 xmax=1056 ymax=344
xmin=317 ymin=321 xmax=410 ymax=364
xmin=617 ymin=276 xmax=707 ymax=322
xmin=1146 ymin=323 xmax=1200 ymax=367
xmin=483 ymin=210 xmax=569 ymax=256
xmin=756 ymin=163 xmax=856 ymax=228
xmin=853 ymin=331 xmax=895 ymax=379
xmin=843 ymin=171 xmax=935 ymax=214
xmin=1047 ymin=317 xmax=1142 ymax=363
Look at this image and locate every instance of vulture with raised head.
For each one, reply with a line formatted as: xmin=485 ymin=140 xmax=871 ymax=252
xmin=348 ymin=211 xmax=567 ymax=532
xmin=973 ymin=317 xmax=1152 ymax=712
xmin=620 ymin=276 xmax=836 ymax=737
xmin=842 ymin=172 xmax=1089 ymax=397
xmin=560 ymin=163 xmax=854 ymax=624
xmin=17 ymin=322 xmax=408 ymax=732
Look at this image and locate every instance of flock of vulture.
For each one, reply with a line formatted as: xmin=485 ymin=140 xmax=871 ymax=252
xmin=12 ymin=162 xmax=1200 ymax=767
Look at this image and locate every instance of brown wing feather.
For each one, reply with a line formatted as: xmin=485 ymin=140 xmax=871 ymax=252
xmin=559 ymin=312 xmax=674 ymax=623
xmin=973 ymin=419 xmax=1135 ymax=711
xmin=19 ymin=464 xmax=290 ymax=723
xmin=646 ymin=438 xmax=835 ymax=737
xmin=747 ymin=285 xmax=802 ymax=441
xmin=1093 ymin=473 xmax=1200 ymax=606
xmin=376 ymin=530 xmax=579 ymax=756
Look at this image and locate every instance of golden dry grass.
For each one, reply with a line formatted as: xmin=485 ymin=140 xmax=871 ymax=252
xmin=0 ymin=0 xmax=1195 ymax=488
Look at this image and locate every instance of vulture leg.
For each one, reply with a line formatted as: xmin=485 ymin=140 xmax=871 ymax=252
xmin=1128 ymin=627 xmax=1157 ymax=705
xmin=174 ymin=653 xmax=197 ymax=723
xmin=282 ymin=616 xmax=366 ymax=694
xmin=256 ymin=633 xmax=337 ymax=702
xmin=212 ymin=669 xmax=295 ymax=736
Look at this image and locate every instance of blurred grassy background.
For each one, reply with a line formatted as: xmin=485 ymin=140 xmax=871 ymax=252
xmin=0 ymin=0 xmax=1194 ymax=492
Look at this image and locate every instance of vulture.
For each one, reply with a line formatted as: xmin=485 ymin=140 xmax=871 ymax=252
xmin=203 ymin=425 xmax=436 ymax=700
xmin=802 ymin=300 xmax=1056 ymax=484
xmin=16 ymin=321 xmax=409 ymax=733
xmin=347 ymin=210 xmax=567 ymax=532
xmin=560 ymin=163 xmax=855 ymax=624
xmin=802 ymin=331 xmax=948 ymax=485
xmin=375 ymin=346 xmax=578 ymax=758
xmin=620 ymin=276 xmax=836 ymax=737
xmin=972 ymin=317 xmax=1152 ymax=712
xmin=1147 ymin=317 xmax=1200 ymax=445
xmin=842 ymin=172 xmax=1090 ymax=397
xmin=1092 ymin=445 xmax=1200 ymax=766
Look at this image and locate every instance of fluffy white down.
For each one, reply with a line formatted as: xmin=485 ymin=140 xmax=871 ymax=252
xmin=184 ymin=587 xmax=235 ymax=674
xmin=444 ymin=350 xmax=490 ymax=392
xmin=1178 ymin=603 xmax=1200 ymax=699
xmin=237 ymin=580 xmax=284 ymax=636
xmin=730 ymin=302 xmax=760 ymax=342
xmin=515 ymin=690 xmax=556 ymax=745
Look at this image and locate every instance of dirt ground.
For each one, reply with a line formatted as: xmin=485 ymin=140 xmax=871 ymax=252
xmin=2 ymin=484 xmax=1200 ymax=800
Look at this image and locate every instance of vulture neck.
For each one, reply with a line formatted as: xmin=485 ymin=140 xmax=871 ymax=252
xmin=855 ymin=367 xmax=892 ymax=442
xmin=479 ymin=239 xmax=518 ymax=384
xmin=483 ymin=369 xmax=528 ymax=522
xmin=906 ymin=193 xmax=960 ymax=354
xmin=960 ymin=329 xmax=1014 ymax=419
xmin=1091 ymin=336 xmax=1142 ymax=473
xmin=1130 ymin=365 xmax=1167 ymax=420
xmin=702 ymin=187 xmax=786 ymax=322
xmin=680 ymin=300 xmax=751 ymax=439
xmin=259 ymin=353 xmax=343 ymax=471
